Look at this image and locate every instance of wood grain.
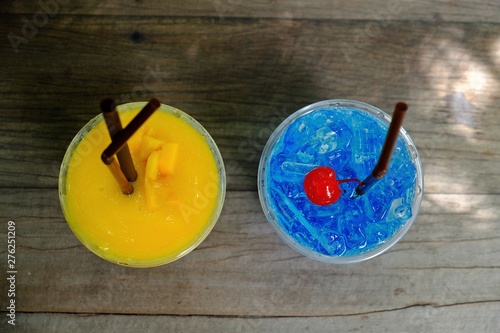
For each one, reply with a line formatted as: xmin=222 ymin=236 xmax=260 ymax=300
xmin=1 ymin=17 xmax=499 ymax=192
xmin=1 ymin=0 xmax=500 ymax=22
xmin=3 ymin=304 xmax=500 ymax=333
xmin=1 ymin=189 xmax=499 ymax=317
xmin=1 ymin=1 xmax=500 ymax=331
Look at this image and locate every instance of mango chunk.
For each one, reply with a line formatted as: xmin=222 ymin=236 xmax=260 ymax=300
xmin=142 ymin=141 xmax=179 ymax=211
xmin=127 ymin=126 xmax=145 ymax=155
xmin=144 ymin=151 xmax=161 ymax=210
xmin=144 ymin=178 xmax=157 ymax=210
xmin=158 ymin=143 xmax=179 ymax=175
xmin=138 ymin=135 xmax=163 ymax=162
xmin=145 ymin=150 xmax=161 ymax=181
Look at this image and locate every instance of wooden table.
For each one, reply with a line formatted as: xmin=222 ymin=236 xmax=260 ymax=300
xmin=1 ymin=1 xmax=500 ymax=331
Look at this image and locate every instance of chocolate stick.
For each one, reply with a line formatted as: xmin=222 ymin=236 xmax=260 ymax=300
xmin=102 ymin=98 xmax=161 ymax=165
xmin=101 ymin=98 xmax=137 ymax=182
xmin=107 ymin=157 xmax=134 ymax=195
xmin=355 ymin=102 xmax=408 ymax=196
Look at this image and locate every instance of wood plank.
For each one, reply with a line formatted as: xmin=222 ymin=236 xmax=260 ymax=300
xmin=1 ymin=0 xmax=500 ymax=22
xmin=1 ymin=17 xmax=500 ymax=193
xmin=1 ymin=1 xmax=498 ymax=331
xmin=3 ymin=304 xmax=500 ymax=333
xmin=1 ymin=189 xmax=499 ymax=316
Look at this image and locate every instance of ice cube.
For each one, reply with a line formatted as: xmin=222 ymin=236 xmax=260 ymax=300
xmin=269 ymin=187 xmax=295 ymax=232
xmin=327 ymin=149 xmax=349 ymax=170
xmin=325 ymin=120 xmax=353 ymax=150
xmin=270 ymin=155 xmax=319 ymax=184
xmin=394 ymin=203 xmax=412 ymax=220
xmin=386 ymin=198 xmax=412 ymax=222
xmin=272 ymin=188 xmax=338 ymax=254
xmin=363 ymin=186 xmax=398 ymax=222
xmin=296 ymin=151 xmax=315 ymax=164
xmin=339 ymin=210 xmax=367 ymax=250
xmin=365 ymin=223 xmax=390 ymax=245
xmin=282 ymin=161 xmax=317 ymax=174
xmin=321 ymin=232 xmax=347 ymax=256
xmin=282 ymin=119 xmax=311 ymax=151
xmin=278 ymin=182 xmax=302 ymax=199
xmin=299 ymin=123 xmax=353 ymax=158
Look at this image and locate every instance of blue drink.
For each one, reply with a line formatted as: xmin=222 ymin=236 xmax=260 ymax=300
xmin=258 ymin=100 xmax=423 ymax=263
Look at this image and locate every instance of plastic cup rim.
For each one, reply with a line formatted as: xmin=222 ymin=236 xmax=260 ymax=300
xmin=58 ymin=102 xmax=226 ymax=268
xmin=257 ymin=99 xmax=424 ymax=264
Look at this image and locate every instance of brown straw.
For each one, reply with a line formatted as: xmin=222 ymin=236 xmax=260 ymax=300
xmin=101 ymin=98 xmax=138 ymax=182
xmin=102 ymin=98 xmax=161 ymax=165
xmin=355 ymin=102 xmax=408 ymax=196
xmin=107 ymin=157 xmax=134 ymax=194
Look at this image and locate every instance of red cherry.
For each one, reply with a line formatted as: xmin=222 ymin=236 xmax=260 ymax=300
xmin=303 ymin=166 xmax=361 ymax=206
xmin=303 ymin=166 xmax=342 ymax=206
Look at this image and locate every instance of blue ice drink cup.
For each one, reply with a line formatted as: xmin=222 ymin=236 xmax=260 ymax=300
xmin=258 ymin=100 xmax=424 ymax=263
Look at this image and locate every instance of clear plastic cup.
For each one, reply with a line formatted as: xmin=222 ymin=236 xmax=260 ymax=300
xmin=258 ymin=99 xmax=423 ymax=263
xmin=59 ymin=102 xmax=226 ymax=267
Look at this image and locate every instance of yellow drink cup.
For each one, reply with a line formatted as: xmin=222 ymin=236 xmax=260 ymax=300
xmin=59 ymin=102 xmax=226 ymax=267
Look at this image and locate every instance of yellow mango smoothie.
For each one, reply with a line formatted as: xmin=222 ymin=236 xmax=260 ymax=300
xmin=59 ymin=102 xmax=226 ymax=267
